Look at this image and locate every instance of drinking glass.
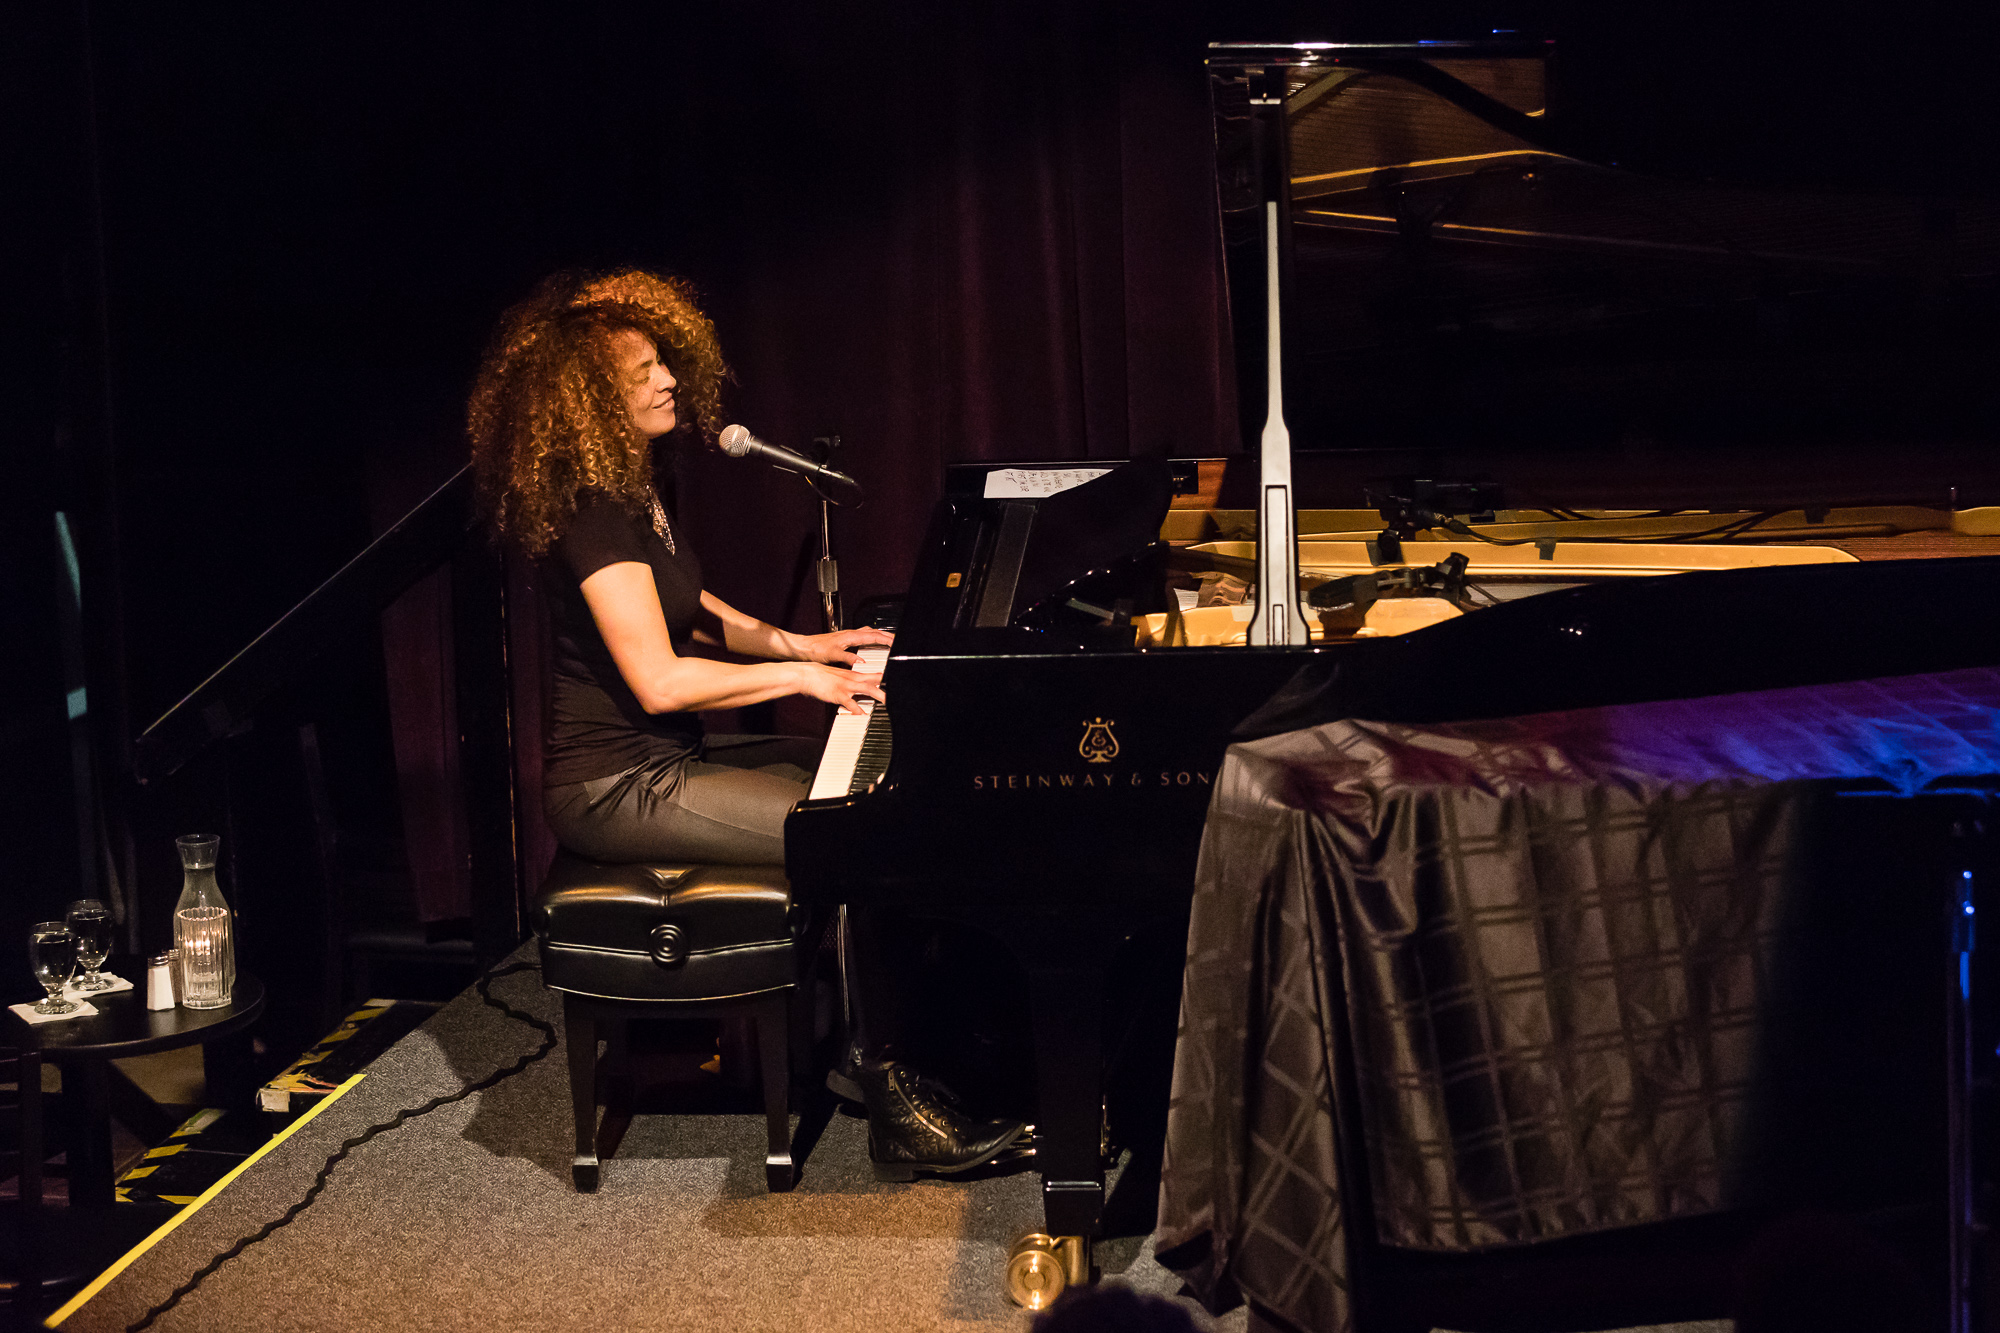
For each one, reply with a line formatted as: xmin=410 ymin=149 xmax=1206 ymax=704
xmin=66 ymin=898 xmax=114 ymax=992
xmin=29 ymin=922 xmax=80 ymax=1015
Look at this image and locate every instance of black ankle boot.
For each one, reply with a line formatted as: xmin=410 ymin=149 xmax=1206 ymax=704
xmin=856 ymin=1058 xmax=1026 ymax=1182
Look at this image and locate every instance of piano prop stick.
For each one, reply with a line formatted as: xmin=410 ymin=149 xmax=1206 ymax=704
xmin=1247 ymin=76 xmax=1308 ymax=647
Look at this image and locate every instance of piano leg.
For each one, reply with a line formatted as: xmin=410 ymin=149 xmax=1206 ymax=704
xmin=1025 ymin=945 xmax=1109 ymax=1263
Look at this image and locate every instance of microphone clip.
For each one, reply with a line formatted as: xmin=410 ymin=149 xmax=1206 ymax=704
xmin=805 ymin=435 xmax=851 ymax=506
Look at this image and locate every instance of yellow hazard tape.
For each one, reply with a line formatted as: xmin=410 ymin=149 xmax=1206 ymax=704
xmin=265 ymin=1071 xmax=324 ymax=1091
xmin=143 ymin=1144 xmax=186 ymax=1159
xmin=43 ymin=1073 xmax=366 ymax=1328
xmin=255 ymin=1002 xmax=404 ymax=1103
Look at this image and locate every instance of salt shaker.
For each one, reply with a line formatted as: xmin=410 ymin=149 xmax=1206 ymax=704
xmin=145 ymin=952 xmax=178 ymax=1010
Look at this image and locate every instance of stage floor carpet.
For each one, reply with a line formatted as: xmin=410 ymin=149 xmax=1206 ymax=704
xmin=48 ymin=953 xmax=1221 ymax=1333
xmin=46 ymin=954 xmax=1731 ymax=1333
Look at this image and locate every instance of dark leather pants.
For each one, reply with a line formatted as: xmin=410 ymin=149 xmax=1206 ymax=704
xmin=543 ymin=734 xmax=823 ymax=865
xmin=545 ymin=732 xmax=904 ymax=1058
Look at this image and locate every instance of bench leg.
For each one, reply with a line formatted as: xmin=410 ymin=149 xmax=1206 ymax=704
xmin=756 ymin=992 xmax=795 ymax=1191
xmin=563 ymin=995 xmax=602 ymax=1192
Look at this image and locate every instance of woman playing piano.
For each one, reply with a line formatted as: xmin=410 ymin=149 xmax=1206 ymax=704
xmin=467 ymin=268 xmax=1024 ymax=1178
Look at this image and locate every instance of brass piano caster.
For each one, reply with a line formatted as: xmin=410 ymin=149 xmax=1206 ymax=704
xmin=1005 ymin=1232 xmax=1089 ymax=1310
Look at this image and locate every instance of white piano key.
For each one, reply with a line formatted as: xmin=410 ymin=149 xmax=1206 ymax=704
xmin=807 ymin=646 xmax=889 ymax=799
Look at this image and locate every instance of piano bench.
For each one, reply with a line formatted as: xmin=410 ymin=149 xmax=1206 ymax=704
xmin=531 ymin=851 xmax=811 ymax=1194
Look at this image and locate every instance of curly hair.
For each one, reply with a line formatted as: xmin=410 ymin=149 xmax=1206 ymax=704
xmin=467 ymin=268 xmax=729 ymax=555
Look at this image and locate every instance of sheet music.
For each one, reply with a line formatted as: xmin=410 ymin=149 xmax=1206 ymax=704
xmin=982 ymin=467 xmax=1112 ymax=499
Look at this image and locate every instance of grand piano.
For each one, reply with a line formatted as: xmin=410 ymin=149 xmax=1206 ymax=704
xmin=783 ymin=39 xmax=2000 ymax=1305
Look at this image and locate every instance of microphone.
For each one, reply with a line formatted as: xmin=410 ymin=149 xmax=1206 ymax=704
xmin=717 ymin=424 xmax=863 ymax=504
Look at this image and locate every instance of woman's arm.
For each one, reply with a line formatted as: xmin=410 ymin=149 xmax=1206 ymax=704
xmin=691 ymin=590 xmax=800 ymax=659
xmin=694 ymin=590 xmax=893 ymax=665
xmin=582 ymin=564 xmax=882 ymax=714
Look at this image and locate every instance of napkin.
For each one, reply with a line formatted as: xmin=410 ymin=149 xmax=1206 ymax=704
xmin=9 ymin=999 xmax=101 ymax=1025
xmin=65 ymin=972 xmax=133 ymax=999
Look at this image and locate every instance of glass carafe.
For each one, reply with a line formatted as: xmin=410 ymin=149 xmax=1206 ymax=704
xmin=173 ymin=834 xmax=235 ymax=1009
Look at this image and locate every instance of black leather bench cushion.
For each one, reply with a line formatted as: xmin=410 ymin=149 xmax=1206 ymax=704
xmin=533 ymin=853 xmax=797 ymax=1002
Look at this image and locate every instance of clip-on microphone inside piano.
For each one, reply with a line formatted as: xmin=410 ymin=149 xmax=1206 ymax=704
xmin=1308 ymin=552 xmax=1494 ymax=634
xmin=1365 ymin=478 xmax=1515 ymax=561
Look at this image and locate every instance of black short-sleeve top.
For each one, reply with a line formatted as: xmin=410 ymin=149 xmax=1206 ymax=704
xmin=543 ymin=488 xmax=704 ymax=786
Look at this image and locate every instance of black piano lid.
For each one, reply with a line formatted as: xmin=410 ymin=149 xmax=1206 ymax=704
xmin=1207 ymin=42 xmax=2000 ymax=508
xmin=1008 ymin=458 xmax=1173 ymax=621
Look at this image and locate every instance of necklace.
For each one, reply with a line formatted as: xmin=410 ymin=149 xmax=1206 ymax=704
xmin=646 ymin=490 xmax=677 ymax=555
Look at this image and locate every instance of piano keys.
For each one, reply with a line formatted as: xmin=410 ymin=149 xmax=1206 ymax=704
xmin=806 ymin=645 xmax=891 ymax=800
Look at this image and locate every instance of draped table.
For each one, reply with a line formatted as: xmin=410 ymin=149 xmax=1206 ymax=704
xmin=1156 ymin=667 xmax=2000 ymax=1332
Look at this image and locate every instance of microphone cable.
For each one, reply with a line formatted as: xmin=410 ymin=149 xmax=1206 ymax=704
xmin=1418 ymin=507 xmax=1785 ymax=546
xmin=126 ymin=960 xmax=557 ymax=1332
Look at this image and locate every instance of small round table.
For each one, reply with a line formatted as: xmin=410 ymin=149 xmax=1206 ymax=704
xmin=6 ymin=969 xmax=265 ymax=1210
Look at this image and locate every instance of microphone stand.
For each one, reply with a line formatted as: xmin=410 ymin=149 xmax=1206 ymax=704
xmin=808 ymin=434 xmax=845 ymax=632
xmin=817 ymin=493 xmax=843 ymax=632
xmin=806 ymin=435 xmax=860 ymax=1085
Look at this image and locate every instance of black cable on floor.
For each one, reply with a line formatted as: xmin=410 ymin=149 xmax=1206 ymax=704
xmin=126 ymin=961 xmax=556 ymax=1333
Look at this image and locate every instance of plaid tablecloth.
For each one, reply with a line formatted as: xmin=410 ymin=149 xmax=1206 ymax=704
xmin=1156 ymin=667 xmax=2000 ymax=1331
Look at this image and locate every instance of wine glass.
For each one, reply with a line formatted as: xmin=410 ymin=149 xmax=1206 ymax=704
xmin=28 ymin=922 xmax=80 ymax=1015
xmin=66 ymin=899 xmax=114 ymax=992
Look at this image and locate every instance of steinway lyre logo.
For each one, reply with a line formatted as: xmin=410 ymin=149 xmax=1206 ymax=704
xmin=1079 ymin=718 xmax=1120 ymax=764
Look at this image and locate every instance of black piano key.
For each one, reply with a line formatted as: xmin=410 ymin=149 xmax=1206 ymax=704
xmin=849 ymin=704 xmax=893 ymax=794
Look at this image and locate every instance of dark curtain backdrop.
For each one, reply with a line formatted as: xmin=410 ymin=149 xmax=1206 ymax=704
xmin=672 ymin=1 xmax=1239 ymax=656
xmin=71 ymin=0 xmax=1258 ymax=924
